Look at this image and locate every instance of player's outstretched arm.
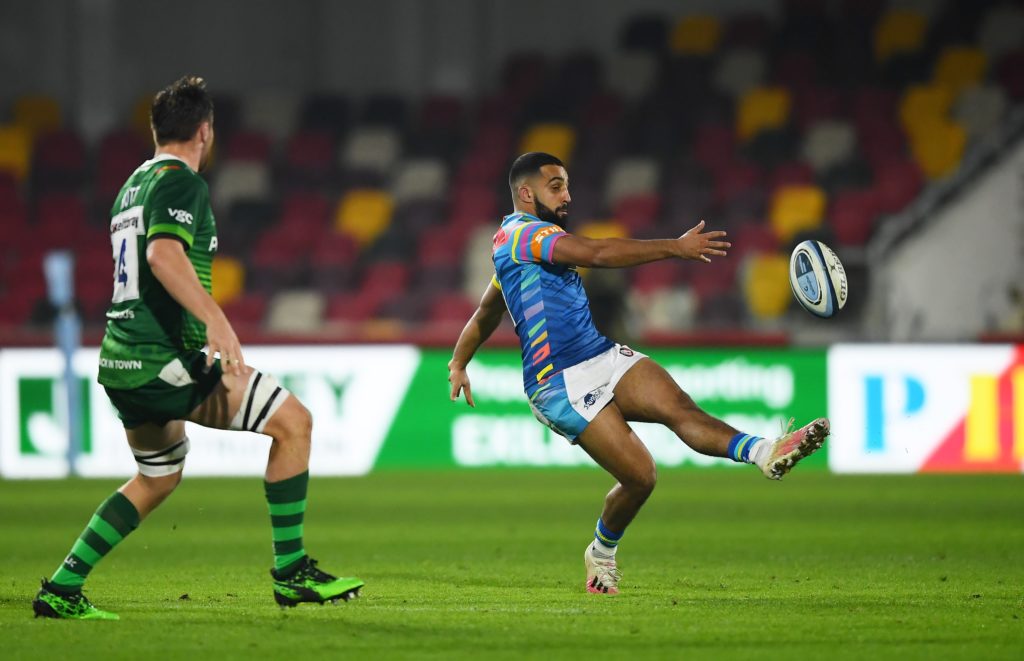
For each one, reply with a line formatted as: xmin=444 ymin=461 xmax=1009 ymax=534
xmin=448 ymin=279 xmax=505 ymax=407
xmin=146 ymin=237 xmax=245 ymax=375
xmin=552 ymin=220 xmax=729 ymax=268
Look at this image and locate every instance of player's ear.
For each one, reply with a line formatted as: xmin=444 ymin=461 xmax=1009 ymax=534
xmin=517 ymin=183 xmax=533 ymax=205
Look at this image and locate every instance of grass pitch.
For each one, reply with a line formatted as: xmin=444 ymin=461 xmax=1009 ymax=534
xmin=1 ymin=469 xmax=1022 ymax=659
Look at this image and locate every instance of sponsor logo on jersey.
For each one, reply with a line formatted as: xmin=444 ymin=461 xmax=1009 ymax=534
xmin=99 ymin=357 xmax=144 ymax=370
xmin=168 ymin=208 xmax=193 ymax=225
xmin=583 ymin=387 xmax=603 ymax=409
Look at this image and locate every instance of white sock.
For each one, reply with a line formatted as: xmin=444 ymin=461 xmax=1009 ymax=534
xmin=750 ymin=438 xmax=773 ymax=469
xmin=590 ymin=540 xmax=617 ymax=559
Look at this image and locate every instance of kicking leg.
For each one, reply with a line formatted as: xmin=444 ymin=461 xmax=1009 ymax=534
xmin=613 ymin=358 xmax=829 ymax=478
xmin=575 ymin=401 xmax=657 ymax=594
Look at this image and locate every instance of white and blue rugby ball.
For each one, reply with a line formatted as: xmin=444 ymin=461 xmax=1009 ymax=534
xmin=789 ymin=240 xmax=847 ymax=318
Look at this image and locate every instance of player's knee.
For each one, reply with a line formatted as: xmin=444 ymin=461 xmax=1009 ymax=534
xmin=626 ymin=460 xmax=657 ymax=496
xmin=138 ymin=470 xmax=181 ymax=499
xmin=277 ymin=400 xmax=313 ymax=444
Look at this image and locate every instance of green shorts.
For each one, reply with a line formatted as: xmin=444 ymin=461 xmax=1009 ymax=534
xmin=104 ymin=350 xmax=223 ymax=429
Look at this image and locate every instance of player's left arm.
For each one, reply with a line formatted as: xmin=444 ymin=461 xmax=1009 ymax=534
xmin=448 ymin=278 xmax=506 ymax=407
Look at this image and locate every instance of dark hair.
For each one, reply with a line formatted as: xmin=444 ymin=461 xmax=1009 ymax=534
xmin=508 ymin=152 xmax=564 ymax=193
xmin=150 ymin=75 xmax=214 ymax=145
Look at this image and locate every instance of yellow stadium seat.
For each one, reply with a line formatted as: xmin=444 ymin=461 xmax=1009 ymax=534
xmin=334 ymin=189 xmax=394 ymax=246
xmin=519 ymin=123 xmax=576 ymax=164
xmin=211 ymin=256 xmax=246 ymax=306
xmin=769 ymin=185 xmax=826 ymax=242
xmin=577 ymin=220 xmax=628 ymax=240
xmin=737 ymin=87 xmax=791 ymax=141
xmin=875 ymin=10 xmax=927 ymax=62
xmin=13 ymin=95 xmax=61 ymax=136
xmin=743 ymin=253 xmax=791 ymax=319
xmin=934 ymin=47 xmax=987 ymax=96
xmin=132 ymin=95 xmax=154 ymax=136
xmin=0 ymin=124 xmax=32 ymax=181
xmin=899 ymin=84 xmax=953 ymax=133
xmin=671 ymin=15 xmax=721 ymax=55
xmin=909 ymin=118 xmax=967 ymax=179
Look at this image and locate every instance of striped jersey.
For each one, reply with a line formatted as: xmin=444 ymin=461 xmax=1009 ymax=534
xmin=491 ymin=212 xmax=614 ymax=395
xmin=98 ymin=154 xmax=217 ymax=389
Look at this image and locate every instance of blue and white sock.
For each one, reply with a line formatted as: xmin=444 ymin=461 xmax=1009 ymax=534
xmin=728 ymin=432 xmax=768 ymax=466
xmin=591 ymin=518 xmax=622 ymax=558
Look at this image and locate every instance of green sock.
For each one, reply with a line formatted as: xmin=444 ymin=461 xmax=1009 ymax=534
xmin=49 ymin=491 xmax=140 ymax=592
xmin=265 ymin=470 xmax=309 ymax=574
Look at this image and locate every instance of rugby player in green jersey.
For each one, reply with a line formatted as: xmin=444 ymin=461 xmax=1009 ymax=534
xmin=33 ymin=77 xmax=363 ymax=620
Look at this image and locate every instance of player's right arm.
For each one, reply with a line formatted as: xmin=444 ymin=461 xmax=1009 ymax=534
xmin=552 ymin=220 xmax=729 ymax=268
xmin=448 ymin=278 xmax=505 ymax=407
xmin=146 ymin=239 xmax=244 ymax=375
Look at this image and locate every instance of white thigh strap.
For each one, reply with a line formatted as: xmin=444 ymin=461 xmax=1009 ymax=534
xmin=230 ymin=371 xmax=289 ymax=434
xmin=133 ymin=436 xmax=190 ymax=477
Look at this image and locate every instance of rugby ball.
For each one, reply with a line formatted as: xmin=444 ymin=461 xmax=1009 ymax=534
xmin=789 ymin=240 xmax=847 ymax=318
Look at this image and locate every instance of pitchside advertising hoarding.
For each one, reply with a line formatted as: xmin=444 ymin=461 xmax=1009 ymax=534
xmin=1 ymin=345 xmax=1020 ymax=478
xmin=0 ymin=346 xmax=825 ymax=478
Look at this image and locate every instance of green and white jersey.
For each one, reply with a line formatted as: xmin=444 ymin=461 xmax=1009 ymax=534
xmin=98 ymin=154 xmax=218 ymax=389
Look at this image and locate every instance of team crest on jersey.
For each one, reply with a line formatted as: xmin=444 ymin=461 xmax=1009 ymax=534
xmin=168 ymin=208 xmax=193 ymax=225
xmin=619 ymin=346 xmax=634 ymax=357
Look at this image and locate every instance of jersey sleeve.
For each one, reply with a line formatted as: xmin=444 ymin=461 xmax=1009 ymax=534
xmin=145 ymin=166 xmax=206 ymax=250
xmin=490 ymin=273 xmax=502 ymax=291
xmin=509 ymin=222 xmax=567 ymax=265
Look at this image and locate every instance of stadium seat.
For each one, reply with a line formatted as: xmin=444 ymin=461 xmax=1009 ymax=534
xmin=620 ymin=14 xmax=669 ymax=52
xmin=224 ymin=130 xmax=273 ymax=162
xmin=713 ymin=162 xmax=763 ymax=206
xmin=13 ymin=95 xmax=62 ymax=136
xmin=0 ymin=125 xmax=32 ymax=181
xmin=360 ymin=93 xmax=408 ymax=129
xmin=830 ymin=189 xmax=880 ymax=246
xmin=613 ymin=194 xmax=660 ymax=232
xmin=737 ymin=87 xmax=791 ymax=141
xmin=801 ymin=120 xmax=856 ymax=173
xmin=333 ymin=189 xmax=393 ymax=247
xmin=693 ymin=123 xmax=737 ymax=173
xmin=210 ymin=256 xmax=246 ymax=306
xmin=899 ymin=84 xmax=954 ymax=134
xmin=953 ymin=84 xmax=1008 ymax=139
xmin=874 ymin=10 xmax=928 ymax=62
xmin=769 ymin=185 xmax=826 ymax=242
xmin=773 ymin=51 xmax=818 ymax=88
xmin=605 ymin=52 xmax=658 ymax=100
xmin=605 ymin=157 xmax=658 ymax=207
xmin=630 ymin=287 xmax=699 ymax=332
xmin=96 ymin=129 xmax=150 ymax=201
xmin=242 ymin=92 xmax=300 ymax=140
xmin=577 ymin=220 xmax=629 ymax=241
xmin=873 ymin=158 xmax=923 ymax=213
xmin=723 ymin=13 xmax=772 ymax=48
xmin=630 ymin=260 xmax=684 ymax=294
xmin=340 ymin=126 xmax=402 ymax=176
xmin=671 ymin=15 xmax=721 ymax=55
xmin=792 ymin=86 xmax=844 ymax=129
xmin=310 ymin=233 xmax=359 ymax=292
xmin=909 ymin=118 xmax=967 ymax=179
xmin=742 ymin=253 xmax=791 ymax=319
xmin=933 ymin=47 xmax=987 ymax=96
xmin=220 ymin=293 xmax=267 ymax=327
xmin=298 ymin=93 xmax=351 ymax=137
xmin=282 ymin=130 xmax=335 ymax=186
xmin=713 ymin=48 xmax=767 ymax=98
xmin=130 ymin=94 xmax=153 ymax=136
xmin=519 ymin=124 xmax=576 ymax=164
xmin=213 ymin=162 xmax=272 ymax=210
xmin=977 ymin=4 xmax=1024 ymax=58
xmin=32 ymin=129 xmax=86 ymax=189
xmin=266 ymin=290 xmax=325 ymax=333
xmin=391 ymin=159 xmax=448 ymax=204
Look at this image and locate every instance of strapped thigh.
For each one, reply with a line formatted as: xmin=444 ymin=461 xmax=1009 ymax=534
xmin=229 ymin=371 xmax=290 ymax=433
xmin=133 ymin=436 xmax=190 ymax=477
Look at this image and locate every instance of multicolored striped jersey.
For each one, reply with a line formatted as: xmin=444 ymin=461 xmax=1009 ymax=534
xmin=98 ymin=155 xmax=217 ymax=389
xmin=491 ymin=212 xmax=614 ymax=396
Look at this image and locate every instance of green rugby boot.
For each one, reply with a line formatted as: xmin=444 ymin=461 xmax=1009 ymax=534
xmin=32 ymin=580 xmax=119 ymax=620
xmin=271 ymin=557 xmax=364 ymax=607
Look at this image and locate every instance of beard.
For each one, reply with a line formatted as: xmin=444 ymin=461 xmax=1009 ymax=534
xmin=534 ymin=198 xmax=569 ymax=228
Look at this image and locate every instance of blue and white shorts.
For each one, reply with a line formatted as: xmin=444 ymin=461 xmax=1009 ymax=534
xmin=527 ymin=344 xmax=647 ymax=442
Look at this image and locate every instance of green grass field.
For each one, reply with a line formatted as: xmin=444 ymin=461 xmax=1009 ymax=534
xmin=1 ymin=470 xmax=1022 ymax=659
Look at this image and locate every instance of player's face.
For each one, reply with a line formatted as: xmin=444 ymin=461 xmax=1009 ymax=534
xmin=530 ymin=165 xmax=571 ymax=227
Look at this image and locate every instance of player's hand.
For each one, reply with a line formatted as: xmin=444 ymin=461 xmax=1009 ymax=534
xmin=206 ymin=314 xmax=245 ymax=376
xmin=448 ymin=360 xmax=475 ymax=407
xmin=677 ymin=220 xmax=730 ymax=263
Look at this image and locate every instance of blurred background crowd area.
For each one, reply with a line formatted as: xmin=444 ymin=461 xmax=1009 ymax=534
xmin=0 ymin=0 xmax=1023 ymax=345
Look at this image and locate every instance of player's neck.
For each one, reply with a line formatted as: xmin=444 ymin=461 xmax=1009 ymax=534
xmin=153 ymin=143 xmax=200 ymax=172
